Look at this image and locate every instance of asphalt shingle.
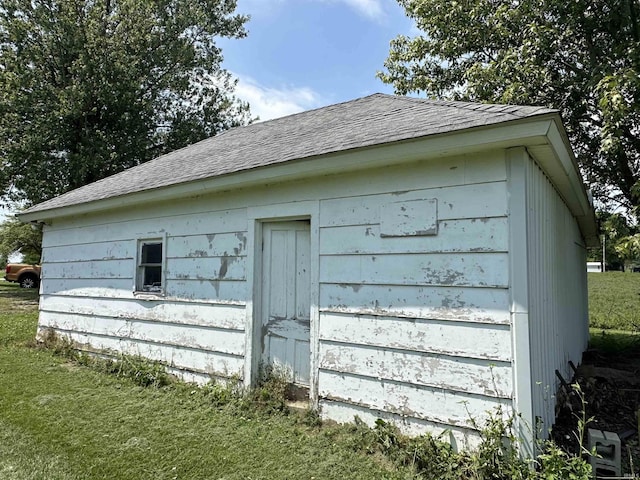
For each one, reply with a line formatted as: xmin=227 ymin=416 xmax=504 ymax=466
xmin=23 ymin=93 xmax=556 ymax=215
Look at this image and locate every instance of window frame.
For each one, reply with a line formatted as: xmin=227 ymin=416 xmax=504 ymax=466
xmin=134 ymin=235 xmax=167 ymax=297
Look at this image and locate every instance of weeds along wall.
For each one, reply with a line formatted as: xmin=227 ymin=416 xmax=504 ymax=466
xmin=39 ymin=149 xmax=514 ymax=447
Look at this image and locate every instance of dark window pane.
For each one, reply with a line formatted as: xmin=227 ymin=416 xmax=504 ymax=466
xmin=142 ymin=243 xmax=162 ymax=264
xmin=143 ymin=266 xmax=162 ymax=290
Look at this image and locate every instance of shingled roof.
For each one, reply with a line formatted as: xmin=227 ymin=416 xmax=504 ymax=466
xmin=23 ymin=93 xmax=556 ymax=215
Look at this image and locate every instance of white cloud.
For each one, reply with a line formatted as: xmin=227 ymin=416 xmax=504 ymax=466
xmin=234 ymin=75 xmax=325 ymax=121
xmin=338 ymin=0 xmax=385 ymax=20
xmin=237 ymin=0 xmax=386 ymax=21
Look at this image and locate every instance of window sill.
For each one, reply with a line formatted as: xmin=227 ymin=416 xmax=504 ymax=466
xmin=133 ymin=291 xmax=166 ymax=301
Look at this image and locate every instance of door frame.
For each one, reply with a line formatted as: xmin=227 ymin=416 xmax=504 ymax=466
xmin=244 ymin=201 xmax=320 ymax=406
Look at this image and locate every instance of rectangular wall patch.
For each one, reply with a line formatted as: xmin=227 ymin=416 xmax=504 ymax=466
xmin=380 ymin=199 xmax=438 ymax=237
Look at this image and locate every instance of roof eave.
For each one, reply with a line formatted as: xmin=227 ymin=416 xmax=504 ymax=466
xmin=19 ymin=115 xmax=563 ymax=224
xmin=526 ymin=118 xmax=599 ymax=248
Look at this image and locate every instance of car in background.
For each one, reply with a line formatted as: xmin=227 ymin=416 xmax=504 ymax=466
xmin=4 ymin=263 xmax=41 ymax=288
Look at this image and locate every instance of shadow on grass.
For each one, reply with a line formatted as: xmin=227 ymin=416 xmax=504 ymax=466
xmin=0 ymin=281 xmax=39 ymax=305
xmin=589 ymin=328 xmax=640 ymax=355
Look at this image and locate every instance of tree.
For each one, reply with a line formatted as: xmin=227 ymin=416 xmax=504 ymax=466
xmin=589 ymin=211 xmax=636 ymax=270
xmin=0 ymin=217 xmax=42 ymax=267
xmin=0 ymin=0 xmax=251 ymax=207
xmin=379 ymin=0 xmax=640 ymax=214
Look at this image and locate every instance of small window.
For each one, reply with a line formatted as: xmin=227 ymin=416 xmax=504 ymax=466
xmin=137 ymin=240 xmax=164 ymax=293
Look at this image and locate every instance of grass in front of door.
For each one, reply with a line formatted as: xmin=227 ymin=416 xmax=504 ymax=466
xmin=0 ymin=282 xmax=408 ymax=480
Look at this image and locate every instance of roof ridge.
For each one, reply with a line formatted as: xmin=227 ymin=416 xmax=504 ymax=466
xmin=246 ymin=93 xmax=382 ymax=126
xmin=388 ymin=94 xmax=556 ymax=116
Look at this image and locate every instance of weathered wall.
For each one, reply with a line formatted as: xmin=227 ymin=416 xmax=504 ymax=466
xmin=40 ymin=206 xmax=249 ymax=382
xmin=316 ymin=153 xmax=512 ymax=443
xmin=524 ymin=155 xmax=588 ymax=437
xmin=39 ymin=149 xmax=512 ymax=442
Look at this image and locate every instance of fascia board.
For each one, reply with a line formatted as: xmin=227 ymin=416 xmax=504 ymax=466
xmin=529 ymin=119 xmax=599 ymax=247
xmin=19 ymin=118 xmax=554 ymax=223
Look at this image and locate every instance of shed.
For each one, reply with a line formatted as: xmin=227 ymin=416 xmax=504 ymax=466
xmin=20 ymin=94 xmax=598 ymax=451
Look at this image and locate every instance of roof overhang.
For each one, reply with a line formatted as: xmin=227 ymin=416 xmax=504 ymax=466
xmin=19 ymin=114 xmax=598 ymax=247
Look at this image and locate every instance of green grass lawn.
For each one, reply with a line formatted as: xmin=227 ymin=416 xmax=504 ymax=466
xmin=0 ymin=281 xmax=411 ymax=480
xmin=588 ymin=271 xmax=640 ymax=331
xmin=1 ymin=271 xmax=634 ymax=479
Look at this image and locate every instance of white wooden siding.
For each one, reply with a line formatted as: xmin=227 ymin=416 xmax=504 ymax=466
xmin=319 ymin=400 xmax=479 ymax=449
xmin=320 ymin=285 xmax=510 ymax=324
xmin=40 ymin=311 xmax=244 ymax=356
xmin=40 ymin=150 xmax=512 ymax=437
xmin=313 ymin=153 xmax=511 ymax=434
xmin=320 ymin=218 xmax=509 ymax=255
xmin=40 ymin=295 xmax=245 ymax=329
xmin=319 ymin=342 xmax=512 ymax=397
xmin=318 ymin=370 xmax=510 ymax=428
xmin=320 ymin=253 xmax=508 ymax=288
xmin=41 ymin=327 xmax=244 ymax=377
xmin=320 ymin=182 xmax=508 ymax=227
xmin=523 ymin=155 xmax=588 ymax=438
xmin=320 ymin=313 xmax=511 ymax=361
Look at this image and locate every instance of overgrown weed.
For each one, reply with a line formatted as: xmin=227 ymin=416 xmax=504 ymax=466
xmin=344 ymin=389 xmax=595 ymax=480
xmin=38 ymin=328 xmax=173 ymax=388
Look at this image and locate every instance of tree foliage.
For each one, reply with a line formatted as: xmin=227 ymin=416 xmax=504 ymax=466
xmin=588 ymin=211 xmax=639 ymax=269
xmin=0 ymin=217 xmax=42 ymax=267
xmin=0 ymin=0 xmax=251 ymax=206
xmin=379 ymin=0 xmax=640 ymax=213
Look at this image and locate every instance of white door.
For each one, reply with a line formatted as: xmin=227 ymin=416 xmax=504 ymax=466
xmin=261 ymin=221 xmax=311 ymax=386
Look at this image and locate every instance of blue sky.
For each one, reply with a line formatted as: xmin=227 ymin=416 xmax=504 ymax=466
xmin=220 ymin=0 xmax=414 ymax=120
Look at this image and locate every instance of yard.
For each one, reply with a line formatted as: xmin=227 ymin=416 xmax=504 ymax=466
xmin=0 ymin=281 xmax=412 ymax=480
xmin=1 ymin=273 xmax=637 ymax=479
xmin=588 ymin=271 xmax=640 ymax=332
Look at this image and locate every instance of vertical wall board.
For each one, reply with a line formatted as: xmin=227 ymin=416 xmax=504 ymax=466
xmin=166 ymin=256 xmax=246 ymax=281
xmin=167 ymin=232 xmax=248 ymax=258
xmin=320 ymin=253 xmax=508 ymax=288
xmin=320 ymin=284 xmax=511 ymax=325
xmin=42 ymin=259 xmax=134 ymax=280
xmin=507 ymin=147 xmax=534 ymax=457
xmin=319 ymin=182 xmax=508 ymax=227
xmin=319 ymin=400 xmax=481 ymax=450
xmin=40 ymin=311 xmax=245 ymax=356
xmin=524 ymin=153 xmax=589 ymax=441
xmin=43 ymin=328 xmax=244 ymax=378
xmin=318 ymin=370 xmax=511 ymax=428
xmin=319 ymin=342 xmax=512 ymax=397
xmin=40 ymin=295 xmax=246 ymax=330
xmin=319 ymin=313 xmax=512 ymax=361
xmin=319 ymin=217 xmax=509 ymax=255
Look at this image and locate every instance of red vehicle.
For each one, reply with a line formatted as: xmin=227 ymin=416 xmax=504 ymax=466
xmin=4 ymin=263 xmax=41 ymax=288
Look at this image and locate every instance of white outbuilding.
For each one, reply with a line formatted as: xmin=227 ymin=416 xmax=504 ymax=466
xmin=20 ymin=94 xmax=598 ymax=451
